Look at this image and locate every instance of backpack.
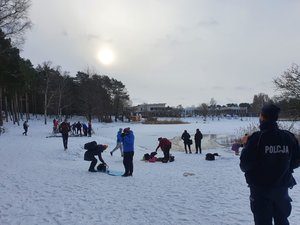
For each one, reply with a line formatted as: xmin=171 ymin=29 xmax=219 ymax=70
xmin=143 ymin=153 xmax=150 ymax=160
xmin=205 ymin=153 xmax=215 ymax=161
xmin=169 ymin=155 xmax=175 ymax=162
xmin=84 ymin=141 xmax=97 ymax=151
xmin=97 ymin=163 xmax=107 ymax=172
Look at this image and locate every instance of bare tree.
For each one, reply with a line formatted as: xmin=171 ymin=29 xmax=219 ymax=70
xmin=209 ymin=98 xmax=217 ymax=120
xmin=199 ymin=103 xmax=209 ymax=121
xmin=251 ymin=93 xmax=271 ymax=115
xmin=274 ymin=64 xmax=300 ymax=99
xmin=0 ymin=0 xmax=32 ymax=45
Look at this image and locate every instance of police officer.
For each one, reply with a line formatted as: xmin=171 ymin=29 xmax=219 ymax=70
xmin=240 ymin=104 xmax=300 ymax=225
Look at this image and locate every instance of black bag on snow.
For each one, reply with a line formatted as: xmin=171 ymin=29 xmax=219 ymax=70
xmin=143 ymin=153 xmax=150 ymax=160
xmin=97 ymin=163 xmax=107 ymax=172
xmin=169 ymin=155 xmax=175 ymax=162
xmin=84 ymin=141 xmax=97 ymax=151
xmin=205 ymin=153 xmax=215 ymax=161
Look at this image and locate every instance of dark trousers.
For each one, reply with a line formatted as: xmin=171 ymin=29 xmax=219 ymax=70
xmin=62 ymin=133 xmax=69 ymax=149
xmin=162 ymin=147 xmax=171 ymax=160
xmin=250 ymin=187 xmax=292 ymax=225
xmin=89 ymin=156 xmax=97 ymax=171
xmin=195 ymin=141 xmax=202 ymax=153
xmin=123 ymin=152 xmax=134 ymax=175
xmin=23 ymin=128 xmax=28 ymax=135
xmin=184 ymin=143 xmax=191 ymax=153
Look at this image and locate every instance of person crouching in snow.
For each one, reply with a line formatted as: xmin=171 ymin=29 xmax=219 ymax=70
xmin=156 ymin=137 xmax=172 ymax=162
xmin=84 ymin=144 xmax=108 ymax=172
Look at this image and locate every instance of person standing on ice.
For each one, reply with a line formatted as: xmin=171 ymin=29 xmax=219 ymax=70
xmin=155 ymin=137 xmax=172 ymax=161
xmin=121 ymin=127 xmax=134 ymax=177
xmin=87 ymin=121 xmax=92 ymax=137
xmin=240 ymin=104 xmax=300 ymax=225
xmin=22 ymin=120 xmax=29 ymax=135
xmin=194 ymin=128 xmax=203 ymax=154
xmin=110 ymin=128 xmax=123 ymax=156
xmin=181 ymin=130 xmax=192 ymax=154
xmin=59 ymin=119 xmax=71 ymax=150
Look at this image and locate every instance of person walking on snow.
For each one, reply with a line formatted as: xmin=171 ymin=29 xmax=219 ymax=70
xmin=240 ymin=104 xmax=300 ymax=225
xmin=181 ymin=130 xmax=192 ymax=154
xmin=155 ymin=137 xmax=172 ymax=161
xmin=22 ymin=121 xmax=29 ymax=135
xmin=122 ymin=127 xmax=134 ymax=177
xmin=194 ymin=128 xmax=203 ymax=154
xmin=59 ymin=119 xmax=71 ymax=150
xmin=110 ymin=128 xmax=123 ymax=156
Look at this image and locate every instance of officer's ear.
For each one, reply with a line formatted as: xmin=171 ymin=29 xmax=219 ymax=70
xmin=259 ymin=113 xmax=267 ymax=122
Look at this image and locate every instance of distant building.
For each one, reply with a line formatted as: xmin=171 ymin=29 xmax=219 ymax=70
xmin=218 ymin=106 xmax=248 ymax=117
xmin=132 ymin=103 xmax=181 ymax=118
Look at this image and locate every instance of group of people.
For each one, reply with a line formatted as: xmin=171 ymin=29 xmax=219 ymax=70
xmin=19 ymin=103 xmax=300 ymax=224
xmin=181 ymin=129 xmax=203 ymax=154
xmin=53 ymin=119 xmax=92 ymax=137
xmin=71 ymin=121 xmax=92 ymax=137
xmin=85 ymin=127 xmax=135 ymax=177
xmin=92 ymin=103 xmax=300 ymax=225
xmin=56 ymin=119 xmax=92 ymax=150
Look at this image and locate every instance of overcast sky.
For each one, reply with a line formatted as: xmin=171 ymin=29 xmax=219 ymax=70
xmin=21 ymin=0 xmax=300 ymax=107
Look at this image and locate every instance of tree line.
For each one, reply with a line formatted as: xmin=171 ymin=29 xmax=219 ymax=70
xmin=0 ymin=30 xmax=131 ymax=126
xmin=188 ymin=65 xmax=300 ymax=120
xmin=2 ymin=0 xmax=300 ymax=127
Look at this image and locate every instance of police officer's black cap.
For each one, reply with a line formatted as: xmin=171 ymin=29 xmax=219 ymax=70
xmin=261 ymin=104 xmax=280 ymax=121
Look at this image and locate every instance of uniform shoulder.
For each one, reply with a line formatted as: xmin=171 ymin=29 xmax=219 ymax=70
xmin=248 ymin=131 xmax=261 ymax=140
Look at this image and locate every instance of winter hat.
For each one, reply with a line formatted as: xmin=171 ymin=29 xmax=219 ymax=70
xmin=101 ymin=144 xmax=108 ymax=150
xmin=261 ymin=104 xmax=280 ymax=121
xmin=123 ymin=127 xmax=130 ymax=133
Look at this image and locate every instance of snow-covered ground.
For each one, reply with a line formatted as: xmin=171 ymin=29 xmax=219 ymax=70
xmin=1 ymin=116 xmax=300 ymax=225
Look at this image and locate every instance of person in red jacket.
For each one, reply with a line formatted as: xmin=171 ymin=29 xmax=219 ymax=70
xmin=155 ymin=137 xmax=172 ymax=162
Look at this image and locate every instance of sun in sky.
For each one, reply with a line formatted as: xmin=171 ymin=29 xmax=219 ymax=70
xmin=97 ymin=47 xmax=115 ymax=65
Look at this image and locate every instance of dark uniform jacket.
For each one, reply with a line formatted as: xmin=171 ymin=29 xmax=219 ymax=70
xmin=240 ymin=121 xmax=300 ymax=188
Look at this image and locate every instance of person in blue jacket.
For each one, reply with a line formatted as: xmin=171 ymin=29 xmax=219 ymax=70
xmin=110 ymin=128 xmax=123 ymax=156
xmin=121 ymin=127 xmax=134 ymax=177
xmin=240 ymin=104 xmax=300 ymax=225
